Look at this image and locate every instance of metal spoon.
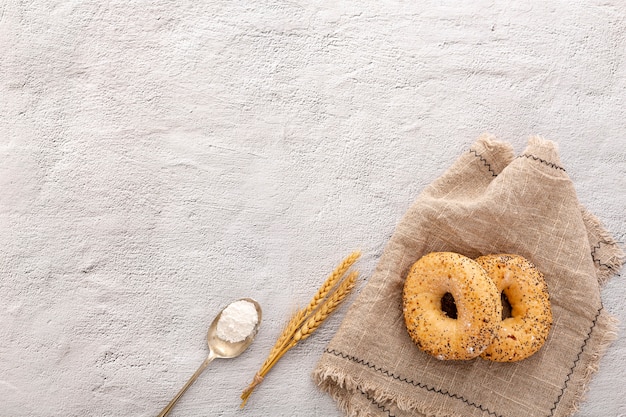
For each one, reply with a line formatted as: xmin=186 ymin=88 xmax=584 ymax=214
xmin=157 ymin=298 xmax=262 ymax=417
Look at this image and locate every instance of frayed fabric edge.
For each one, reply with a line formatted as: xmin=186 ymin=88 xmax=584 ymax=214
xmin=580 ymin=205 xmax=625 ymax=286
xmin=528 ymin=135 xmax=559 ymax=152
xmin=521 ymin=135 xmax=566 ymax=174
xmin=475 ymin=133 xmax=514 ymax=156
xmin=473 ymin=133 xmax=516 ymax=175
xmin=313 ymin=365 xmax=478 ymax=417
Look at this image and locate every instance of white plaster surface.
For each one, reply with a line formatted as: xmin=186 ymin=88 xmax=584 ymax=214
xmin=1 ymin=1 xmax=625 ymax=416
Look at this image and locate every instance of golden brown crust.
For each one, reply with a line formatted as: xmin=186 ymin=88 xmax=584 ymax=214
xmin=475 ymin=254 xmax=552 ymax=362
xmin=403 ymin=252 xmax=501 ymax=360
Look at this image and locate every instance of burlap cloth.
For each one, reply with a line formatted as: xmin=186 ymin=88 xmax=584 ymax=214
xmin=313 ymin=135 xmax=624 ymax=417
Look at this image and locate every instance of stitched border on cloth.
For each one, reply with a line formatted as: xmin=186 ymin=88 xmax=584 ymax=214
xmin=359 ymin=389 xmax=397 ymax=417
xmin=517 ymin=154 xmax=566 ymax=171
xmin=591 ymin=241 xmax=622 ymax=274
xmin=326 ymin=305 xmax=602 ymax=417
xmin=469 ymin=148 xmax=498 ymax=177
xmin=469 ymin=148 xmax=567 ymax=174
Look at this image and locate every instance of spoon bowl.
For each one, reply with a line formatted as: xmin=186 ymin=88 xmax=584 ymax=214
xmin=207 ymin=297 xmax=262 ymax=358
xmin=157 ymin=298 xmax=262 ymax=417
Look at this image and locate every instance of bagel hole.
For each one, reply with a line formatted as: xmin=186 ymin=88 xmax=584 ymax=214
xmin=441 ymin=292 xmax=457 ymax=319
xmin=501 ymin=292 xmax=512 ymax=319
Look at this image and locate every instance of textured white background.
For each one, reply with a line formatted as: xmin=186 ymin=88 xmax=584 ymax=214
xmin=1 ymin=1 xmax=625 ymax=416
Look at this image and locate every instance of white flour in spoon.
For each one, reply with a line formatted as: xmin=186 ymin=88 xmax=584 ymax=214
xmin=216 ymin=300 xmax=259 ymax=343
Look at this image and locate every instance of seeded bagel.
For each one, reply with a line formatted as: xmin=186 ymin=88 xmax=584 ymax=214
xmin=403 ymin=252 xmax=501 ymax=360
xmin=475 ymin=254 xmax=552 ymax=362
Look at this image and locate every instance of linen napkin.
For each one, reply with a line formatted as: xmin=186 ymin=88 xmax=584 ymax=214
xmin=313 ymin=135 xmax=624 ymax=417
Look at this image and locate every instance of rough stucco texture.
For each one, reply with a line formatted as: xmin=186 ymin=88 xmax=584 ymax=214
xmin=1 ymin=1 xmax=625 ymax=416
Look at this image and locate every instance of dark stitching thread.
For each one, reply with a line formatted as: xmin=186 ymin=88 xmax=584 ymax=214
xmin=328 ymin=306 xmax=603 ymax=417
xmin=469 ymin=149 xmax=497 ymax=177
xmin=325 ymin=349 xmax=503 ymax=417
xmin=359 ymin=388 xmax=396 ymax=417
xmin=591 ymin=241 xmax=618 ymax=271
xmin=548 ymin=306 xmax=603 ymax=416
xmin=518 ymin=154 xmax=566 ymax=172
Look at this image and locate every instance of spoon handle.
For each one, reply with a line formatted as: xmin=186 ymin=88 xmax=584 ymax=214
xmin=157 ymin=351 xmax=217 ymax=417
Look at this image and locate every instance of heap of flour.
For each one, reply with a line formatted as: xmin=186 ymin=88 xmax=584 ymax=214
xmin=216 ymin=300 xmax=259 ymax=343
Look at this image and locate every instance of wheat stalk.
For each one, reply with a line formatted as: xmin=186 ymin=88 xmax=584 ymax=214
xmin=267 ymin=270 xmax=358 ymax=370
xmin=254 ymin=307 xmax=306 ymax=376
xmin=240 ymin=251 xmax=360 ymax=408
xmin=249 ymin=250 xmax=360 ymax=374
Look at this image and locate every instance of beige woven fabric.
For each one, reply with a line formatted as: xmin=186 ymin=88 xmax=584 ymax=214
xmin=313 ymin=135 xmax=624 ymax=417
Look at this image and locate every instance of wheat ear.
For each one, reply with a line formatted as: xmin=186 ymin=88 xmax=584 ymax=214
xmin=293 ymin=270 xmax=358 ymax=344
xmin=260 ymin=250 xmax=360 ymax=363
xmin=266 ymin=270 xmax=358 ymax=371
xmin=303 ymin=250 xmax=361 ymax=318
xmin=240 ymin=251 xmax=360 ymax=407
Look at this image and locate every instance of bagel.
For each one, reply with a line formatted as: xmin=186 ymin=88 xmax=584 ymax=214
xmin=475 ymin=254 xmax=552 ymax=362
xmin=403 ymin=252 xmax=501 ymax=360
